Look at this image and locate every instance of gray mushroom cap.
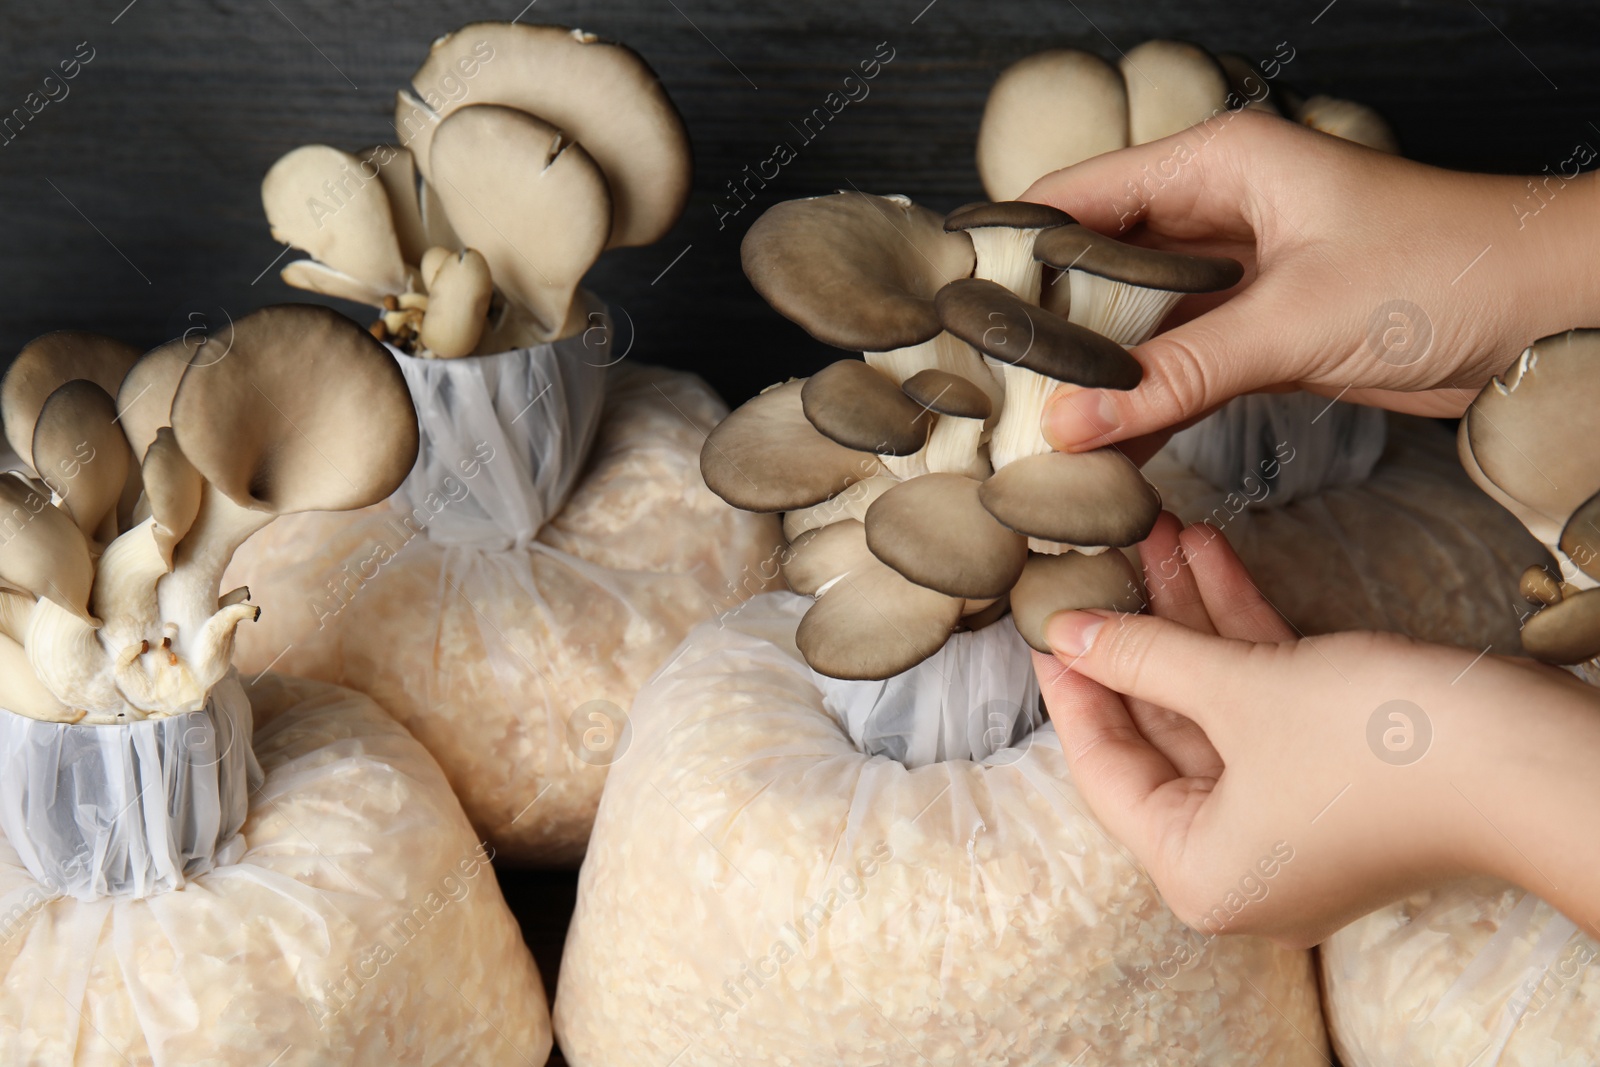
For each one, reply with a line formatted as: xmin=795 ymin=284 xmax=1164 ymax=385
xmin=796 ymin=553 xmax=965 ymax=680
xmin=864 ymin=473 xmax=1027 ymax=599
xmin=32 ymin=380 xmax=131 ymax=542
xmin=1560 ymin=490 xmax=1600 ymax=582
xmin=1010 ymin=549 xmax=1145 ymax=653
xmin=901 ymin=368 xmax=992 ymax=421
xmin=801 ymin=360 xmax=930 ymax=456
xmin=741 ymin=192 xmax=976 ymax=352
xmin=1462 ymin=330 xmax=1600 ymax=540
xmin=701 ymin=380 xmax=887 ymax=513
xmin=1034 ymin=225 xmax=1244 ymax=293
xmin=980 ymin=449 xmax=1161 ymax=546
xmin=944 ymin=201 xmax=1075 ymax=234
xmin=935 ymin=278 xmax=1143 ymax=389
xmin=1521 ymin=588 xmax=1600 ymax=665
xmin=782 ymin=519 xmax=876 ymax=597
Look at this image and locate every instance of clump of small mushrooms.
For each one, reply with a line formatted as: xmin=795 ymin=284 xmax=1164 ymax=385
xmin=1459 ymin=331 xmax=1600 ymax=665
xmin=0 ymin=307 xmax=418 ymax=723
xmin=701 ymin=189 xmax=1240 ymax=679
xmin=261 ymin=22 xmax=690 ymax=357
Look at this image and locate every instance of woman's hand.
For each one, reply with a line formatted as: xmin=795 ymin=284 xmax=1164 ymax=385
xmin=1024 ymin=110 xmax=1600 ymax=453
xmin=1034 ymin=512 xmax=1600 ymax=948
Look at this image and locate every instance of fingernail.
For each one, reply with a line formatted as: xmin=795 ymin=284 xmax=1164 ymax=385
xmin=1045 ymin=610 xmax=1104 ymax=658
xmin=1044 ymin=389 xmax=1120 ymax=449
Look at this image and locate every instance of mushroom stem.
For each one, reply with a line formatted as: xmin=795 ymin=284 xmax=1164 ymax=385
xmin=188 ymin=600 xmax=262 ymax=697
xmin=865 ymin=333 xmax=1004 ymax=425
xmin=782 ymin=476 xmax=898 ymax=541
xmin=1027 ymin=539 xmax=1110 ymax=556
xmin=985 ymin=364 xmax=1059 ymax=471
xmin=968 ymin=227 xmax=1046 ymax=302
xmin=156 ymin=485 xmax=275 ymax=665
xmin=1066 ymin=271 xmax=1183 ymax=346
xmin=24 ymin=597 xmax=122 ymax=716
xmin=922 ymin=414 xmax=989 ymax=480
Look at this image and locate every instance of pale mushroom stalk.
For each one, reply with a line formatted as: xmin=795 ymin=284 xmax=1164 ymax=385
xmin=783 ymin=476 xmax=898 ymax=541
xmin=944 ymin=202 xmax=1076 ymax=304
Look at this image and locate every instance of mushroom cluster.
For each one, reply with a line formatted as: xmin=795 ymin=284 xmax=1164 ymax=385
xmin=1460 ymin=330 xmax=1600 ymax=666
xmin=262 ymin=21 xmax=690 ymax=357
xmin=0 ymin=306 xmax=417 ymax=724
xmin=978 ymin=39 xmax=1397 ymax=208
xmin=702 ymin=191 xmax=1241 ymax=679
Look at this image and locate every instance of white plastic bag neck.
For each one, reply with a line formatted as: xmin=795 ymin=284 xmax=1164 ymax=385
xmin=391 ymin=306 xmax=610 ymax=552
xmin=813 ymin=619 xmax=1041 ymax=767
xmin=0 ymin=671 xmax=259 ymax=901
xmin=1168 ymin=392 xmax=1387 ymax=507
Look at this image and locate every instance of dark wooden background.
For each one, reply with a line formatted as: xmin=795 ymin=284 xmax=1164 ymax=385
xmin=4 ymin=4 xmax=1598 ymax=1053
xmin=4 ymin=0 xmax=1600 ymax=405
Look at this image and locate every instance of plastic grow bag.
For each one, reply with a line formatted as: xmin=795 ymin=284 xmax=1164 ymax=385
xmin=553 ymin=594 xmax=1329 ymax=1066
xmin=0 ymin=672 xmax=549 ymax=1066
xmin=1145 ymin=409 xmax=1549 ymax=649
xmin=225 ymin=361 xmax=783 ymax=866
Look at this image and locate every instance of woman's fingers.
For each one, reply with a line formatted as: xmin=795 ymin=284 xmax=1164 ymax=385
xmin=1138 ymin=511 xmax=1216 ymax=636
xmin=1178 ymin=523 xmax=1297 ymax=644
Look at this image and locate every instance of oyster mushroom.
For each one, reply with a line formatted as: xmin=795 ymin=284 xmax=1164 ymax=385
xmin=261 ymin=144 xmax=411 ymax=297
xmin=418 ymin=248 xmax=494 ymax=358
xmin=1459 ymin=330 xmax=1600 ymax=663
xmin=980 ymin=449 xmax=1162 ymax=550
xmin=427 ymin=104 xmax=611 ymax=342
xmin=152 ymin=305 xmax=419 ymax=703
xmin=933 ymin=277 xmax=1141 ymax=470
xmin=701 ymin=380 xmax=887 ymax=513
xmin=358 ymin=144 xmax=431 ymax=267
xmin=899 ymin=368 xmax=993 ymax=481
xmin=1120 ymin=39 xmax=1230 ymax=145
xmin=1009 ymin=549 xmax=1145 ymax=653
xmin=782 ymin=475 xmax=899 ymax=541
xmin=1033 ymin=223 xmax=1244 ymax=346
xmin=31 ymin=380 xmax=132 ymax=545
xmin=976 ymin=49 xmax=1129 ymax=202
xmin=2 ymin=330 xmax=140 ymax=470
xmin=800 ymin=359 xmax=930 ymax=458
xmin=116 ymin=336 xmax=192 ymax=463
xmin=1295 ymin=95 xmax=1400 ymax=154
xmin=863 ymin=473 xmax=1027 ymax=600
xmin=740 ymin=192 xmax=1000 ymax=411
xmin=407 ymin=22 xmax=691 ymax=250
xmin=944 ymin=201 xmax=1075 ymax=303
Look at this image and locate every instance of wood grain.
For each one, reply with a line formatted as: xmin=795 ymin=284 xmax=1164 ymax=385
xmin=2 ymin=1 xmax=1597 ymax=405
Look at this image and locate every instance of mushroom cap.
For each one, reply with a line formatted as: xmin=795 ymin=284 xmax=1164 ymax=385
xmin=977 ymin=49 xmax=1129 ymax=202
xmin=801 ymin=359 xmax=930 ymax=456
xmin=279 ymin=259 xmax=395 ymax=309
xmin=1034 ymin=224 xmax=1244 ymax=293
xmin=0 ymin=473 xmax=96 ymax=622
xmin=1521 ymin=588 xmax=1600 ymax=664
xmin=1519 ymin=563 xmax=1563 ymax=607
xmin=944 ymin=201 xmax=1076 ymax=234
xmin=32 ymin=380 xmax=131 ymax=540
xmin=865 ymin=473 xmax=1027 ymax=599
xmin=980 ymin=448 xmax=1161 ymax=546
xmin=1465 ymin=330 xmax=1600 ymax=531
xmin=141 ymin=427 xmax=204 ymax=564
xmin=3 ymin=331 xmax=140 ymax=469
xmin=741 ymin=192 xmax=975 ymax=353
xmin=117 ymin=338 xmax=193 ymax=464
xmin=428 ymin=104 xmax=612 ymax=339
xmin=796 ymin=554 xmax=965 ymax=680
xmin=1560 ymin=489 xmax=1600 ymax=582
xmin=1120 ymin=39 xmax=1230 ymax=145
xmin=261 ymin=144 xmax=410 ymax=294
xmin=358 ymin=144 xmax=430 ymax=267
xmin=408 ymin=22 xmax=691 ymax=249
xmin=701 ymin=380 xmax=887 ymax=513
xmin=168 ymin=305 xmax=419 ymax=515
xmin=419 ymin=248 xmax=494 ymax=359
xmin=1010 ymin=549 xmax=1145 ymax=653
xmin=935 ymin=278 xmax=1143 ymax=389
xmin=782 ymin=518 xmax=875 ymax=596
xmin=1296 ymin=95 xmax=1400 ymax=154
xmin=901 ymin=368 xmax=992 ymax=420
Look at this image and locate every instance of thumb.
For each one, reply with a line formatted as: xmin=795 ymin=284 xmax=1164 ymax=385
xmin=1044 ymin=609 xmax=1255 ymax=733
xmin=1042 ymin=290 xmax=1297 ymax=450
